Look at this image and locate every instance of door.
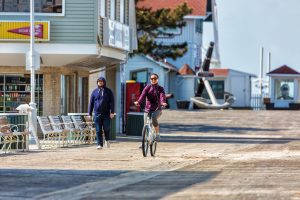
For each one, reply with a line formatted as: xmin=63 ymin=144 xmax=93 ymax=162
xmin=230 ymin=76 xmax=246 ymax=107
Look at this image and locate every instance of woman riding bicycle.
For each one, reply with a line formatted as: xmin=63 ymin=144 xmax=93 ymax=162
xmin=134 ymin=73 xmax=167 ymax=141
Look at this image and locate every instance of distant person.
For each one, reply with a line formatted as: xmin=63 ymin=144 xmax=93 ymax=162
xmin=277 ymin=84 xmax=293 ymax=100
xmin=134 ymin=73 xmax=167 ymax=141
xmin=88 ymin=76 xmax=115 ymax=150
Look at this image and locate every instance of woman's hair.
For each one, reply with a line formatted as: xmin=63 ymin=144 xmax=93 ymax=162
xmin=151 ymin=73 xmax=159 ymax=78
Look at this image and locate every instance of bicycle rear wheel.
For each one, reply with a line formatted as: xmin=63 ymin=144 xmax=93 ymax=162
xmin=150 ymin=140 xmax=157 ymax=157
xmin=142 ymin=125 xmax=150 ymax=157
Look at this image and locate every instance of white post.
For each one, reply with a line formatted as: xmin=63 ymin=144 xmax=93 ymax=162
xmin=211 ymin=0 xmax=221 ymax=68
xmin=29 ymin=0 xmax=41 ymax=149
xmin=267 ymin=52 xmax=271 ymax=97
xmin=259 ymin=47 xmax=264 ymax=96
xmin=259 ymin=47 xmax=264 ymax=109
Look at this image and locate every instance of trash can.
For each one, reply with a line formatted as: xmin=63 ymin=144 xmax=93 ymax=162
xmin=126 ymin=112 xmax=144 ymax=136
xmin=265 ymin=103 xmax=275 ymax=110
xmin=109 ymin=117 xmax=116 ymax=140
xmin=176 ymin=100 xmax=190 ymax=109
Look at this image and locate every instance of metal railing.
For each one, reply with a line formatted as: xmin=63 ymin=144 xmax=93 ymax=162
xmin=251 ymin=94 xmax=268 ymax=110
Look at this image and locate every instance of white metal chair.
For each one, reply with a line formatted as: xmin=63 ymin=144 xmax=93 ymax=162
xmin=61 ymin=115 xmax=81 ymax=145
xmin=70 ymin=115 xmax=90 ymax=144
xmin=83 ymin=116 xmax=96 ymax=144
xmin=37 ymin=116 xmax=62 ymax=148
xmin=48 ymin=116 xmax=69 ymax=147
xmin=0 ymin=116 xmax=29 ymax=153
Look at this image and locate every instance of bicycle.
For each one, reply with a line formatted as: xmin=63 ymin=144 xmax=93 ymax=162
xmin=141 ymin=112 xmax=158 ymax=157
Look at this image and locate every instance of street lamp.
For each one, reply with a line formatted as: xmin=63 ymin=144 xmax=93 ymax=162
xmin=29 ymin=0 xmax=41 ymax=149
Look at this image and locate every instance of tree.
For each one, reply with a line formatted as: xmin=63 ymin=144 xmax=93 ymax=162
xmin=133 ymin=0 xmax=193 ymax=60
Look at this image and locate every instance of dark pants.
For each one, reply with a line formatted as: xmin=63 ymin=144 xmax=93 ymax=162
xmin=94 ymin=114 xmax=111 ymax=146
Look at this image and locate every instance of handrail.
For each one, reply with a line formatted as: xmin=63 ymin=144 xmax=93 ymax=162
xmin=0 ymin=113 xmax=28 ymax=116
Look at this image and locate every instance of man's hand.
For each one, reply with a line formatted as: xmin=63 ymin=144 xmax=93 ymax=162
xmin=110 ymin=113 xmax=116 ymax=119
xmin=134 ymin=101 xmax=139 ymax=106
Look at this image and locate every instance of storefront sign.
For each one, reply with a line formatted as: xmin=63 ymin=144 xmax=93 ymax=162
xmin=103 ymin=18 xmax=130 ymax=51
xmin=0 ymin=21 xmax=50 ymax=41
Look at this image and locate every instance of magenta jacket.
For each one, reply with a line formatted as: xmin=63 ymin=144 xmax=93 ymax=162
xmin=137 ymin=84 xmax=166 ymax=112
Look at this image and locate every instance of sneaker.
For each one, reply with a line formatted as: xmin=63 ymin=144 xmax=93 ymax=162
xmin=105 ymin=140 xmax=110 ymax=148
xmin=97 ymin=145 xmax=103 ymax=150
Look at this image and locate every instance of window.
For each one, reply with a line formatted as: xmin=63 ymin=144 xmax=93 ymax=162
xmin=100 ymin=0 xmax=106 ymax=17
xmin=119 ymin=0 xmax=125 ymax=23
xmin=275 ymin=79 xmax=294 ymax=100
xmin=156 ymin=27 xmax=182 ymax=38
xmin=0 ymin=0 xmax=64 ymax=15
xmin=110 ymin=0 xmax=116 ymax=20
xmin=201 ymin=80 xmax=225 ymax=99
xmin=131 ymin=70 xmax=148 ymax=83
xmin=195 ymin=19 xmax=203 ymax=33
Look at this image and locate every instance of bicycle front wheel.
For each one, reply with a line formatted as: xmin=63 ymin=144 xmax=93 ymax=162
xmin=142 ymin=125 xmax=150 ymax=157
xmin=150 ymin=140 xmax=157 ymax=157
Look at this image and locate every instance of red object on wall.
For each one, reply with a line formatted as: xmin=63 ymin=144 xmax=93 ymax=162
xmin=125 ymin=83 xmax=141 ymax=115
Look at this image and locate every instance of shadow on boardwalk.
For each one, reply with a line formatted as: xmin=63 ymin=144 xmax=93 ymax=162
xmin=0 ymin=168 xmax=218 ymax=200
xmin=161 ymin=123 xmax=282 ymax=134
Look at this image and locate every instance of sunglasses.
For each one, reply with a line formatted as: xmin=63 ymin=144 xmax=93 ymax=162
xmin=150 ymin=77 xmax=158 ymax=80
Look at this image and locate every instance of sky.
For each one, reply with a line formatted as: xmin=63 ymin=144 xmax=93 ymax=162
xmin=203 ymin=0 xmax=300 ymax=77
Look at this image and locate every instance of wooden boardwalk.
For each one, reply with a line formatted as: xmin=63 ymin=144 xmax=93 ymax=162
xmin=1 ymin=110 xmax=300 ymax=200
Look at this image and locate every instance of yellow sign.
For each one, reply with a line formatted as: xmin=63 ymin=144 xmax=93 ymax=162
xmin=0 ymin=21 xmax=50 ymax=41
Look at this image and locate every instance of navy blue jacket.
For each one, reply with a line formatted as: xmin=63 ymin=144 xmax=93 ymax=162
xmin=88 ymin=77 xmax=115 ymax=116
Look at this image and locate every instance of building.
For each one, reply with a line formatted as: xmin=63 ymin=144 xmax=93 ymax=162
xmin=266 ymin=65 xmax=300 ymax=109
xmin=129 ymin=0 xmax=212 ymax=103
xmin=206 ymin=68 xmax=256 ymax=108
xmin=0 ymin=0 xmax=137 ymax=133
xmin=125 ymin=55 xmax=177 ymax=108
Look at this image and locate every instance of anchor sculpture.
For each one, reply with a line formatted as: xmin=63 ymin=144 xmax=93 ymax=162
xmin=190 ymin=42 xmax=236 ymax=109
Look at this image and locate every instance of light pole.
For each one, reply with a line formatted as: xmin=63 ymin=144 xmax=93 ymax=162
xmin=29 ymin=0 xmax=41 ymax=149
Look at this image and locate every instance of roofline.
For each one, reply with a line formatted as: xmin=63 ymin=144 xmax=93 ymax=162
xmin=211 ymin=68 xmax=257 ymax=77
xmin=227 ymin=68 xmax=257 ymax=77
xmin=267 ymin=74 xmax=300 ymax=77
xmin=184 ymin=15 xmax=207 ymax=19
xmin=144 ymin=55 xmax=177 ymax=71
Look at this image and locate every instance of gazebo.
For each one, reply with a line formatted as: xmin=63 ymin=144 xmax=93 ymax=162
xmin=266 ymin=65 xmax=300 ymax=109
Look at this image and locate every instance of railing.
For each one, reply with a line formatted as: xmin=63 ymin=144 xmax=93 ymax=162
xmin=251 ymin=94 xmax=268 ymax=110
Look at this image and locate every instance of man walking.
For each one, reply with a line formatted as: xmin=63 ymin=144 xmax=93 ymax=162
xmin=88 ymin=76 xmax=115 ymax=149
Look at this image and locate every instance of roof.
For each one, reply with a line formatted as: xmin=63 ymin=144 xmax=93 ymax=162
xmin=136 ymin=0 xmax=208 ymax=17
xmin=209 ymin=68 xmax=229 ymax=77
xmin=178 ymin=64 xmax=195 ymax=75
xmin=208 ymin=68 xmax=257 ymax=77
xmin=144 ymin=55 xmax=177 ymax=71
xmin=267 ymin=65 xmax=300 ymax=75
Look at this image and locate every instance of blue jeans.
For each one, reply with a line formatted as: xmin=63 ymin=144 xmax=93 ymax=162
xmin=94 ymin=114 xmax=111 ymax=146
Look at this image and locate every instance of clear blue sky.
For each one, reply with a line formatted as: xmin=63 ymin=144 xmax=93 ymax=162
xmin=203 ymin=0 xmax=300 ymax=77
